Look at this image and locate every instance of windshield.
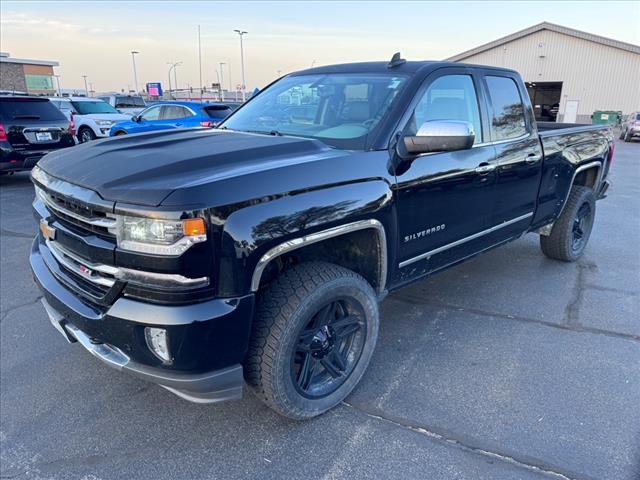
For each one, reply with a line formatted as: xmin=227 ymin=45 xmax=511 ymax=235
xmin=221 ymin=73 xmax=408 ymax=149
xmin=115 ymin=96 xmax=146 ymax=108
xmin=70 ymin=101 xmax=120 ymax=115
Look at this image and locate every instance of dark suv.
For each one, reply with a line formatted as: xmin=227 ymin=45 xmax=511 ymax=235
xmin=0 ymin=96 xmax=75 ymax=175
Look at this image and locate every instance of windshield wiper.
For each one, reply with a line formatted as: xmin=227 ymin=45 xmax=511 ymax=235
xmin=241 ymin=129 xmax=283 ymax=136
xmin=13 ymin=115 xmax=40 ymax=119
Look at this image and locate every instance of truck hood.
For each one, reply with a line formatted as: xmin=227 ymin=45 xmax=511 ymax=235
xmin=37 ymin=129 xmax=339 ymax=207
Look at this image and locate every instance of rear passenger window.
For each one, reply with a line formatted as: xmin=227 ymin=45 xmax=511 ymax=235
xmin=485 ymin=76 xmax=527 ymax=140
xmin=413 ymin=75 xmax=482 ymax=144
xmin=161 ymin=106 xmax=191 ymax=119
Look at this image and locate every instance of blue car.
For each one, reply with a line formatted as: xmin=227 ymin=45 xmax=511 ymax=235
xmin=109 ymin=101 xmax=233 ymax=136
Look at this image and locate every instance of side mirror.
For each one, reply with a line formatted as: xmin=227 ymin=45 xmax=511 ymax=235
xmin=403 ymin=120 xmax=475 ymax=155
xmin=132 ymin=115 xmax=141 ymax=122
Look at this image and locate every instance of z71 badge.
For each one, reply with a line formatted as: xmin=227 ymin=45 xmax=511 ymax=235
xmin=404 ymin=224 xmax=446 ymax=243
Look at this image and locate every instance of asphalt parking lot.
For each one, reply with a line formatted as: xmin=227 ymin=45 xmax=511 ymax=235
xmin=1 ymin=139 xmax=638 ymax=480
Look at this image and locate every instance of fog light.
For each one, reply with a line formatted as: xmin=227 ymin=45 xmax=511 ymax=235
xmin=145 ymin=327 xmax=171 ymax=363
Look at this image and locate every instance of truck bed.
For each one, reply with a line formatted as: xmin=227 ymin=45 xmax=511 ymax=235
xmin=537 ymin=121 xmax=610 ymax=137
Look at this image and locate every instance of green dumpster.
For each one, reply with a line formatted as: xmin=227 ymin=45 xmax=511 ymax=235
xmin=591 ymin=111 xmax=623 ymax=125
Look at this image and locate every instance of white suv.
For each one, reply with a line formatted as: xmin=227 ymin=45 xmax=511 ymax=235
xmin=49 ymin=97 xmax=132 ymax=142
xmin=96 ymin=94 xmax=146 ymax=116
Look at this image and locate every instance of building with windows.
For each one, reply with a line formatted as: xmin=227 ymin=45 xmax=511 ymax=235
xmin=447 ymin=22 xmax=640 ymax=123
xmin=0 ymin=52 xmax=59 ymax=95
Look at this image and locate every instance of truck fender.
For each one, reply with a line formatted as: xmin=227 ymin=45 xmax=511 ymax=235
xmin=218 ymin=181 xmax=393 ymax=296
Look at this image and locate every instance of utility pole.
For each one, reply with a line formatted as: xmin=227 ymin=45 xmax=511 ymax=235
xmin=131 ymin=50 xmax=139 ymax=93
xmin=197 ymin=25 xmax=203 ymax=100
xmin=82 ymin=75 xmax=88 ymax=96
xmin=233 ymin=29 xmax=247 ymax=101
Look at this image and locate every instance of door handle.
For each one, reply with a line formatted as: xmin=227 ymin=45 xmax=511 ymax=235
xmin=475 ymin=163 xmax=496 ymax=174
xmin=525 ymin=153 xmax=542 ymax=164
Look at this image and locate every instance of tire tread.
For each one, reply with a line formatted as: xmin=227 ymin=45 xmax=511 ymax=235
xmin=245 ymin=261 xmax=375 ymax=419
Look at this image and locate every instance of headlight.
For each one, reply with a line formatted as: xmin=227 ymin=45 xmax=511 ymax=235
xmin=112 ymin=216 xmax=207 ymax=256
xmin=96 ymin=120 xmax=115 ymax=126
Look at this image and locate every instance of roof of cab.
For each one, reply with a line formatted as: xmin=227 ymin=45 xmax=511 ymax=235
xmin=290 ymin=59 xmax=520 ymax=77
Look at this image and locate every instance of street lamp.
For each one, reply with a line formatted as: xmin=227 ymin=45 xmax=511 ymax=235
xmin=82 ymin=75 xmax=88 ymax=96
xmin=131 ymin=50 xmax=140 ymax=93
xmin=219 ymin=62 xmax=226 ymax=101
xmin=233 ymin=29 xmax=248 ymax=102
xmin=53 ymin=74 xmax=62 ymax=97
xmin=167 ymin=62 xmax=182 ymax=99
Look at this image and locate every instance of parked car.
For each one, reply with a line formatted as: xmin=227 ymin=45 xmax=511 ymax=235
xmin=109 ymin=101 xmax=232 ymax=136
xmin=49 ymin=97 xmax=131 ymax=143
xmin=0 ymin=96 xmax=75 ymax=175
xmin=30 ymin=57 xmax=614 ymax=419
xmin=96 ymin=94 xmax=147 ymax=116
xmin=620 ymin=112 xmax=640 ymax=142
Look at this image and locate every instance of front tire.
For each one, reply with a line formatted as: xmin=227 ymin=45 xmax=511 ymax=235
xmin=540 ymin=185 xmax=596 ymax=262
xmin=78 ymin=127 xmax=96 ymax=143
xmin=245 ymin=262 xmax=379 ymax=419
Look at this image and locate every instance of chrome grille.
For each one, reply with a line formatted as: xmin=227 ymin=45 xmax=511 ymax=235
xmin=35 ymin=185 xmax=116 ymax=237
xmin=47 ymin=240 xmax=116 ymax=288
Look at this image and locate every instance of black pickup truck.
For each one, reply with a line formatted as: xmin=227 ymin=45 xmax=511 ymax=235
xmin=30 ymin=56 xmax=614 ymax=419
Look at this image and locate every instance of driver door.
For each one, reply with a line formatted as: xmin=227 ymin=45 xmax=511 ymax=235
xmin=394 ymin=68 xmax=498 ymax=281
xmin=134 ymin=105 xmax=162 ymax=133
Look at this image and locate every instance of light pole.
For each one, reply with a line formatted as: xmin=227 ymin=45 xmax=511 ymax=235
xmin=131 ymin=50 xmax=140 ymax=93
xmin=167 ymin=62 xmax=182 ymax=98
xmin=219 ymin=62 xmax=226 ymax=101
xmin=82 ymin=75 xmax=88 ymax=96
xmin=233 ymin=29 xmax=247 ymax=101
xmin=54 ymin=75 xmax=62 ymax=96
xmin=197 ymin=25 xmax=203 ymax=100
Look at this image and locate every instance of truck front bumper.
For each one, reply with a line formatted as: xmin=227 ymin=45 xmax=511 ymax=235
xmin=30 ymin=238 xmax=254 ymax=404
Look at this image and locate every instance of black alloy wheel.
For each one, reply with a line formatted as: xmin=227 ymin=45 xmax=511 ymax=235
xmin=540 ymin=185 xmax=596 ymax=262
xmin=571 ymin=203 xmax=592 ymax=254
xmin=292 ymin=298 xmax=366 ymax=398
xmin=245 ymin=261 xmax=379 ymax=419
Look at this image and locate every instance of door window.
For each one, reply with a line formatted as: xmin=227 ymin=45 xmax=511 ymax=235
xmin=140 ymin=106 xmax=161 ymax=121
xmin=485 ymin=76 xmax=527 ymax=140
xmin=413 ymin=75 xmax=482 ymax=144
xmin=160 ymin=105 xmax=192 ymax=120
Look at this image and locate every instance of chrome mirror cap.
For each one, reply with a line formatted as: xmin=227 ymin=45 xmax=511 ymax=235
xmin=404 ymin=120 xmax=475 ymax=155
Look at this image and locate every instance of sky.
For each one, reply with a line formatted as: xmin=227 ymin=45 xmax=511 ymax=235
xmin=1 ymin=1 xmax=639 ymax=93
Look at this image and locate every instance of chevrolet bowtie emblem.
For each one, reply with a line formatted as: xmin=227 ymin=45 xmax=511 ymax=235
xmin=39 ymin=219 xmax=56 ymax=241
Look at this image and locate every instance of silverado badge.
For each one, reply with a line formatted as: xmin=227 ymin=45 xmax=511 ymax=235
xmin=404 ymin=224 xmax=446 ymax=243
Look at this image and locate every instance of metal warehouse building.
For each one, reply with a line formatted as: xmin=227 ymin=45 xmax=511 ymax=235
xmin=447 ymin=22 xmax=640 ymax=124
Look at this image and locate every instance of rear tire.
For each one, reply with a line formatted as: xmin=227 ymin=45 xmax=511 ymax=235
xmin=245 ymin=261 xmax=379 ymax=419
xmin=540 ymin=185 xmax=596 ymax=262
